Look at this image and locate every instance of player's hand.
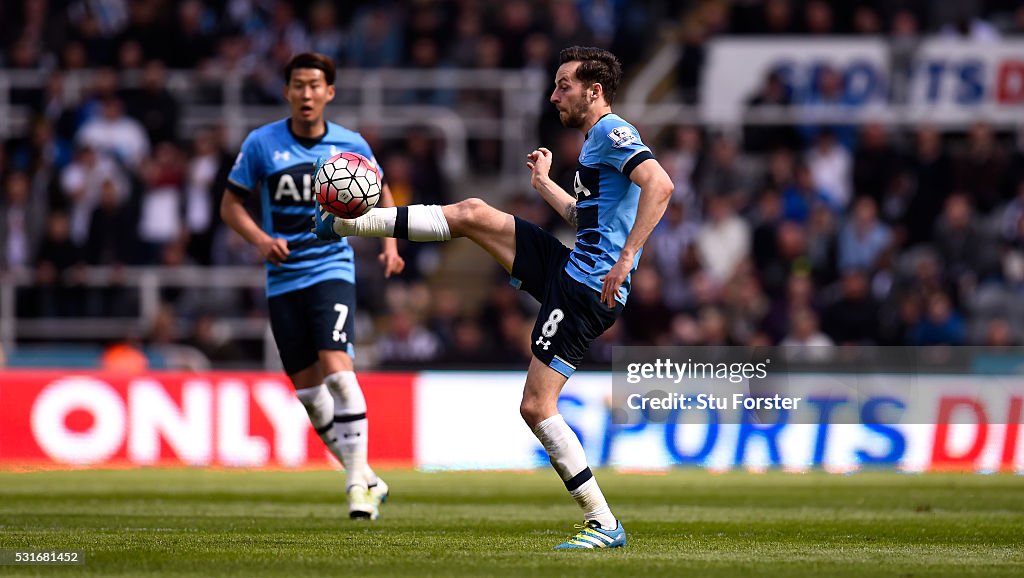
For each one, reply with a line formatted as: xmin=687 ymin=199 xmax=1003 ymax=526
xmin=526 ymin=147 xmax=553 ymax=188
xmin=600 ymin=256 xmax=631 ymax=309
xmin=258 ymin=236 xmax=290 ymax=265
xmin=379 ymin=248 xmax=405 ymax=278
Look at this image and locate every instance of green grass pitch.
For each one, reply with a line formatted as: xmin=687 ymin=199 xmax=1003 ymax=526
xmin=0 ymin=469 xmax=1021 ymax=577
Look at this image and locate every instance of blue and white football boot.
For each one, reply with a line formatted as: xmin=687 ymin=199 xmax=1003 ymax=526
xmin=554 ymin=519 xmax=627 ymax=549
xmin=310 ymin=156 xmax=342 ymax=241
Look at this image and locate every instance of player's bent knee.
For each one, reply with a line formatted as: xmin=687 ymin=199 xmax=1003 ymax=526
xmin=453 ymin=197 xmax=492 ymax=224
xmin=519 ymin=396 xmax=553 ymax=428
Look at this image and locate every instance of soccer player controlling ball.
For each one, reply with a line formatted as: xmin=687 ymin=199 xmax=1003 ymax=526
xmin=313 ymin=46 xmax=673 ymax=548
xmin=221 ymin=53 xmax=404 ymax=519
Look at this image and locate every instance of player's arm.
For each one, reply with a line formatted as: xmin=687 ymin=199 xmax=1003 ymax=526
xmin=376 ymin=182 xmax=405 ymax=277
xmin=527 ymin=147 xmax=578 ymax=228
xmin=220 ymin=189 xmax=289 ymax=265
xmin=600 ymin=159 xmax=673 ymax=307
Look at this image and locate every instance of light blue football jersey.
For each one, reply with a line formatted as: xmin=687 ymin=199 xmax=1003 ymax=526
xmin=565 ymin=113 xmax=654 ymax=305
xmin=227 ymin=119 xmax=381 ymax=297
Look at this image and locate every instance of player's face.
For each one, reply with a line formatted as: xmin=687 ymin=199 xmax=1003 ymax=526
xmin=550 ymin=62 xmax=591 ymax=129
xmin=284 ymin=68 xmax=335 ymax=124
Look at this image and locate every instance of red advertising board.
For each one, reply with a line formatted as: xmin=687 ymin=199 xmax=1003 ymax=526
xmin=0 ymin=371 xmax=415 ymax=468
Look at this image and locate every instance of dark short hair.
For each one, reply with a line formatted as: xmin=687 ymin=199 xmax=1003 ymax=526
xmin=283 ymin=52 xmax=336 ymax=85
xmin=559 ymin=46 xmax=622 ymax=104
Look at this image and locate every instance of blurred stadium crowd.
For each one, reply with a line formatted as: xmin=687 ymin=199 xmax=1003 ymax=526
xmin=2 ymin=0 xmax=1024 ymax=368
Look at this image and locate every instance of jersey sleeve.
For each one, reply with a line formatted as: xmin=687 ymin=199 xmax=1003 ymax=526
xmin=226 ymin=133 xmax=263 ymax=197
xmin=597 ymin=122 xmax=654 ymax=179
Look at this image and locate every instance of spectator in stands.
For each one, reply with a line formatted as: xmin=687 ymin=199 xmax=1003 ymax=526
xmin=435 ymin=317 xmax=491 ymax=366
xmin=933 ymin=193 xmax=1001 ymax=286
xmin=821 ymin=268 xmax=881 ymax=345
xmin=852 ymin=4 xmax=882 ymax=34
xmin=675 ymin=19 xmax=706 ymax=104
xmin=345 ymin=5 xmax=403 ymax=69
xmin=33 ymin=211 xmax=84 ymax=317
xmin=123 ymin=61 xmax=179 ymax=145
xmin=763 ymin=272 xmax=816 ymax=342
xmin=806 ymin=129 xmax=851 ymax=210
xmin=136 ymin=142 xmax=184 ymax=264
xmin=490 ymin=309 xmax=532 ymax=365
xmin=59 ymin=144 xmax=128 ymax=246
xmin=743 ymin=70 xmax=798 ymax=153
xmin=798 ymin=67 xmax=856 ymax=149
xmin=620 ymin=267 xmax=673 ymax=344
xmin=780 ymin=307 xmax=833 ymax=348
xmin=696 ymin=195 xmax=751 ymax=285
xmin=550 ymin=0 xmax=594 ymax=49
xmin=77 ymin=96 xmax=150 ymax=170
xmin=838 ymin=197 xmax=892 ymax=273
xmin=188 ymin=313 xmax=245 ymax=364
xmin=953 ymin=122 xmax=1009 ymax=215
xmin=307 ymin=1 xmax=344 ymax=62
xmin=167 ymin=0 xmax=217 ymax=69
xmin=806 ymin=203 xmax=839 ymax=286
xmin=425 ymin=288 xmax=462 ymax=350
xmin=750 ymin=188 xmax=783 ymax=274
xmin=782 ymin=163 xmax=834 ymax=224
xmin=1 ymin=171 xmax=46 ymax=271
xmin=699 ymin=134 xmax=757 ymax=207
xmin=377 ymin=309 xmax=442 ymax=365
xmin=909 ymin=291 xmax=965 ymax=345
xmin=450 ymin=7 xmax=484 ymax=68
xmin=760 ymin=0 xmax=798 ymax=34
xmin=85 ymin=178 xmax=137 ymax=266
xmin=852 ymin=123 xmax=901 ymax=203
xmin=982 ymin=318 xmax=1016 ymax=347
xmin=659 ymin=125 xmax=704 ymax=211
xmin=721 ymin=268 xmax=770 ymax=344
xmin=759 ymin=220 xmax=808 ymax=299
xmin=803 ymin=0 xmax=834 ymax=35
xmin=183 ymin=127 xmax=225 ymax=265
xmin=698 ymin=306 xmax=733 ymax=346
xmin=904 ymin=125 xmax=952 ymax=246
xmin=649 ymin=201 xmax=700 ymax=310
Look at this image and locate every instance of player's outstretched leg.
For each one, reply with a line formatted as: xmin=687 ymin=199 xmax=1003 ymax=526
xmin=521 ymin=357 xmax=626 ymax=549
xmin=313 ymin=198 xmax=516 ymax=271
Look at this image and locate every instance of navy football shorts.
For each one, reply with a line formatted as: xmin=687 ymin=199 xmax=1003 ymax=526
xmin=509 ymin=217 xmax=623 ymax=378
xmin=267 ymin=279 xmax=356 ymax=375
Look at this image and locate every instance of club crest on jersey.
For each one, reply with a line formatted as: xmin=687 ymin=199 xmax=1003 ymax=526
xmin=607 ymin=126 xmax=638 ymax=148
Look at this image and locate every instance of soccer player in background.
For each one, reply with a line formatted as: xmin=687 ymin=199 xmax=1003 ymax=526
xmin=313 ymin=46 xmax=673 ymax=547
xmin=221 ymin=52 xmax=404 ymax=519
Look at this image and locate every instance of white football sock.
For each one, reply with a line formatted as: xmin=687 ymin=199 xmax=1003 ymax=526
xmin=295 ymin=384 xmax=345 ymax=465
xmin=532 ymin=414 xmax=617 ymax=529
xmin=325 ymin=371 xmax=372 ymax=490
xmin=334 ymin=206 xmax=451 ymax=241
xmin=295 ymin=383 xmax=379 ymax=486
